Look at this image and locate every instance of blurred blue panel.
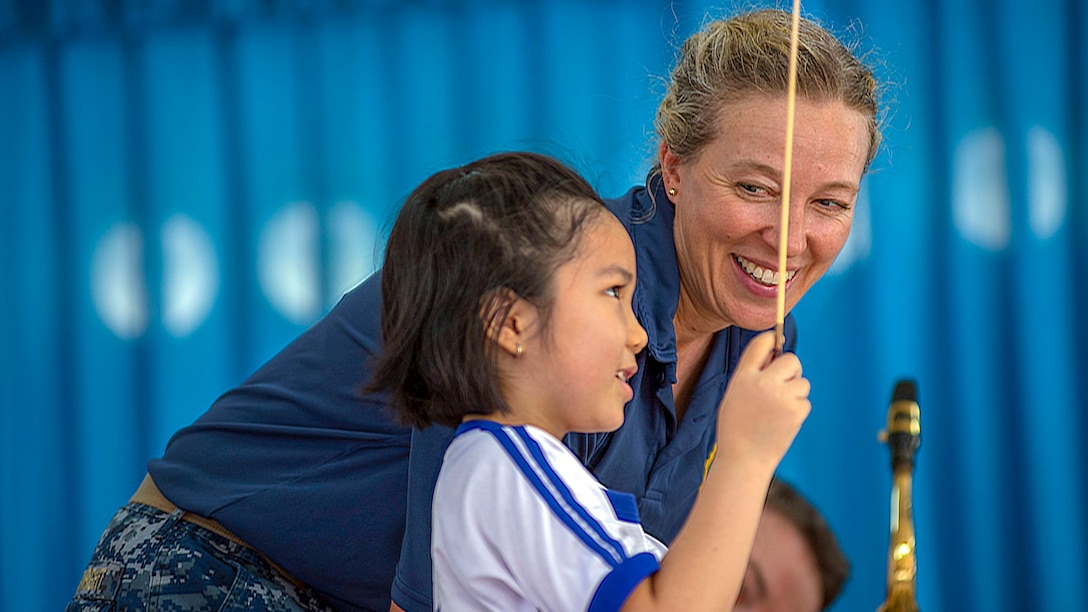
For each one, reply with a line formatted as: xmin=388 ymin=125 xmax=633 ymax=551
xmin=0 ymin=1 xmax=16 ymax=36
xmin=59 ymin=35 xmax=146 ymax=562
xmin=949 ymin=255 xmax=1018 ymax=608
xmin=536 ymin=3 xmax=612 ymax=182
xmin=1076 ymin=0 xmax=1088 ymax=476
xmin=314 ymin=15 xmax=391 ymax=197
xmin=459 ymin=2 xmax=534 ymax=158
xmin=0 ymin=42 xmax=69 ymax=612
xmin=589 ymin=3 xmax=670 ymax=194
xmin=788 ymin=270 xmax=889 ymax=612
xmin=141 ymin=27 xmax=236 ymax=451
xmin=234 ymin=19 xmax=311 ymax=363
xmin=539 ymin=2 xmax=667 ymax=196
xmin=315 ymin=15 xmax=395 ymax=301
xmin=938 ymin=0 xmax=1014 ymax=609
xmin=386 ymin=5 xmax=461 ymax=192
xmin=996 ymin=0 xmax=1086 ymax=608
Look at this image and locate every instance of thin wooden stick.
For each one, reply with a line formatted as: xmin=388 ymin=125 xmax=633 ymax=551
xmin=775 ymin=0 xmax=802 ymax=356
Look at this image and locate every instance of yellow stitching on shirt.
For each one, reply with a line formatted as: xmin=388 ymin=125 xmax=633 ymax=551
xmin=701 ymin=442 xmax=717 ymax=488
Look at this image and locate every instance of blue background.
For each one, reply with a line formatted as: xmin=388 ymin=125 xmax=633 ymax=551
xmin=2 ymin=1 xmax=1086 ymax=610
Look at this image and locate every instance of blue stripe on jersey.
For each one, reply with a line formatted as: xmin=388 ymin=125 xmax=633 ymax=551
xmin=605 ymin=489 xmax=641 ymax=524
xmin=455 ymin=421 xmax=627 ymax=566
xmin=513 ymin=427 xmax=629 ymax=562
xmin=588 ymin=552 xmax=660 ymax=612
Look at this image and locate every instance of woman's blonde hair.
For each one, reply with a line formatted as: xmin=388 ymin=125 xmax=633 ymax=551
xmin=655 ymin=8 xmax=882 ymax=171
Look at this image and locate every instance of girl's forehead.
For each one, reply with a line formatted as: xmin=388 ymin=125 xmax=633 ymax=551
xmin=559 ymin=215 xmax=635 ymax=279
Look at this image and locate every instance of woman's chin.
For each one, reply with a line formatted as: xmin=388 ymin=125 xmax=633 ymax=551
xmin=729 ymin=312 xmax=779 ymax=333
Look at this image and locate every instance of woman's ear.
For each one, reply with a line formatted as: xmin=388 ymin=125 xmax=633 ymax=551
xmin=659 ymin=142 xmax=681 ymax=201
xmin=482 ymin=289 xmax=536 ymax=359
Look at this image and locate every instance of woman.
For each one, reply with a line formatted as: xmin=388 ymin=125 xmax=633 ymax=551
xmin=66 ymin=8 xmax=881 ymax=612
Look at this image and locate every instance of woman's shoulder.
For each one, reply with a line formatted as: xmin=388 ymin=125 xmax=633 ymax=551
xmin=604 ymin=184 xmax=651 ymax=224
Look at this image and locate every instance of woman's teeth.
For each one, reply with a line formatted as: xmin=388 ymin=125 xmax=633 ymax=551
xmin=735 ymin=255 xmax=797 ymax=287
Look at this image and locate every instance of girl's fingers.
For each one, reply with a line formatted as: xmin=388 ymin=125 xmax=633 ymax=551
xmin=734 ymin=331 xmax=777 ymax=371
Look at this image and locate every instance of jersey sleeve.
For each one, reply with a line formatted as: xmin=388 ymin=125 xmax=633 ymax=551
xmin=432 ymin=426 xmax=662 ymax=612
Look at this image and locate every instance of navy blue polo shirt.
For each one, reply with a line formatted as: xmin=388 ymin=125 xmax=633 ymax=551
xmin=150 ymin=270 xmax=413 ymax=612
xmin=390 ymin=179 xmax=797 ymax=611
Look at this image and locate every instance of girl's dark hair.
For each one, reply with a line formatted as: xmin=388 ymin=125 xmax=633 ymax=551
xmin=365 ymin=151 xmax=607 ymax=429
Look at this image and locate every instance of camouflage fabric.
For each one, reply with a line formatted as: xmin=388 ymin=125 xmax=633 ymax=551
xmin=66 ymin=503 xmax=335 ymax=611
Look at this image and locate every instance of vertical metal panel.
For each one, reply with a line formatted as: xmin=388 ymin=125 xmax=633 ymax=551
xmin=58 ymin=34 xmax=146 ymax=558
xmin=0 ymin=43 xmax=72 ymax=612
xmin=314 ymin=14 xmax=391 ymax=299
xmin=996 ymin=0 xmax=1086 ymax=608
xmin=141 ymin=27 xmax=235 ymax=451
xmin=234 ymin=18 xmax=310 ymax=359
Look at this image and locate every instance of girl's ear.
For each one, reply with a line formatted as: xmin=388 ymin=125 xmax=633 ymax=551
xmin=482 ymin=289 xmax=537 ymax=359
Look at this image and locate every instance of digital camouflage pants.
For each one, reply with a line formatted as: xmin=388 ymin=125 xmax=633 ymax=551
xmin=66 ymin=502 xmax=335 ymax=612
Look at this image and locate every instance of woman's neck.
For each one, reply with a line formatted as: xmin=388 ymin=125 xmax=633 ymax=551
xmin=672 ymin=286 xmax=734 ymax=424
xmin=673 ymin=283 xmax=732 ymax=345
xmin=672 ymin=331 xmax=715 ymax=424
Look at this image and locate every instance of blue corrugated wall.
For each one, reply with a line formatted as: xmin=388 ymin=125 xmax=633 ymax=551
xmin=2 ymin=1 xmax=1086 ymax=610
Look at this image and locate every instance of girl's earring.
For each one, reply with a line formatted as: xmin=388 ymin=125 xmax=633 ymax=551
xmin=515 ymin=343 xmax=523 ymax=359
xmin=668 ymin=188 xmax=677 ymax=196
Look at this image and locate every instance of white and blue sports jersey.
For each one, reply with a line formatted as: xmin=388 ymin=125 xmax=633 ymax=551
xmin=432 ymin=420 xmax=666 ymax=612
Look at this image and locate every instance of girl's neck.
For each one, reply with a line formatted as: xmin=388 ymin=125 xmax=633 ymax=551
xmin=462 ymin=413 xmax=564 ymax=440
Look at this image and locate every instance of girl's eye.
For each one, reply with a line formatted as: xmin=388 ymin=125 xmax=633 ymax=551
xmin=605 ymin=287 xmax=621 ymax=298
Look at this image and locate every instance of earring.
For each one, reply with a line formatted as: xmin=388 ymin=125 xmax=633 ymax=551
xmin=515 ymin=343 xmax=523 ymax=359
xmin=668 ymin=188 xmax=677 ymax=196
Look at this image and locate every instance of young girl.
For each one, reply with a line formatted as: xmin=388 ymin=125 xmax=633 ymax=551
xmin=367 ymin=151 xmax=810 ymax=611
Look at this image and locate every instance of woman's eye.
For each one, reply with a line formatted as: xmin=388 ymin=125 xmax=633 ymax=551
xmin=739 ymin=183 xmax=766 ymax=195
xmin=817 ymin=198 xmax=851 ymax=211
xmin=605 ymin=287 xmax=621 ymax=298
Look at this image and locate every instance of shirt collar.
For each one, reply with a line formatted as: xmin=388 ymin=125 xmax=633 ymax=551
xmin=607 ymin=176 xmax=680 ymax=367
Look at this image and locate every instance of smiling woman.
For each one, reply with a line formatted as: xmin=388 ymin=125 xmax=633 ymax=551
xmin=660 ymin=95 xmax=868 ymax=337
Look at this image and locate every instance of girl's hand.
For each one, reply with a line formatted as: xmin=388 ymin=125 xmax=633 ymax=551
xmin=715 ymin=331 xmax=811 ymax=469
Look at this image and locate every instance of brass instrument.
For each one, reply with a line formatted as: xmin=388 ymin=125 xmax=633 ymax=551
xmin=877 ymin=380 xmax=921 ymax=612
